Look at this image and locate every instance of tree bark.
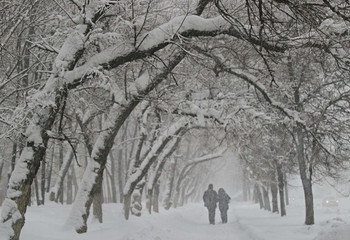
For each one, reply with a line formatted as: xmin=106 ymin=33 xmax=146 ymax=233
xmin=8 ymin=142 xmax=17 ymax=180
xmin=58 ymin=142 xmax=64 ymax=204
xmin=242 ymin=168 xmax=249 ymax=201
xmin=284 ymin=173 xmax=289 ymax=206
xmin=123 ymin=120 xmax=187 ymax=218
xmin=71 ymin=166 xmax=78 ymax=198
xmin=275 ymin=159 xmax=286 ymax=216
xmin=296 ymin=123 xmax=314 ymax=225
xmin=163 ymin=156 xmax=178 ymax=210
xmin=130 ymin=181 xmax=145 ymax=217
xmin=109 ymin=152 xmax=117 ymax=203
xmin=262 ymin=186 xmax=271 ymax=211
xmin=0 ymin=89 xmax=65 ymax=240
xmin=92 ymin=174 xmax=103 ymax=223
xmin=117 ymin=146 xmax=124 ymax=203
xmin=49 ymin=144 xmax=76 ymax=202
xmin=152 ymin=181 xmax=160 ymax=213
xmin=40 ymin=155 xmax=46 ymax=205
xmin=66 ymin=165 xmax=73 ymax=205
xmin=270 ymin=171 xmax=279 ymax=213
xmin=46 ymin=143 xmax=55 ymax=193
xmin=34 ymin=177 xmax=41 ymax=206
xmin=0 ymin=3 xmax=115 ymax=237
xmin=105 ymin=169 xmax=112 ymax=203
xmin=0 ymin=156 xmax=4 ymax=182
xmin=146 ymin=136 xmax=182 ymax=213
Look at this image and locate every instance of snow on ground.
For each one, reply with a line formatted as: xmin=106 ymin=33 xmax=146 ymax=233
xmin=1 ymin=198 xmax=350 ymax=240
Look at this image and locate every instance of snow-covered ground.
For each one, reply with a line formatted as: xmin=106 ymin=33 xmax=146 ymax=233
xmin=2 ymin=197 xmax=350 ymax=240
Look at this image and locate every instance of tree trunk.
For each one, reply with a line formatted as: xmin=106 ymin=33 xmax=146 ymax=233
xmin=0 ymin=92 xmax=62 ymax=240
xmin=40 ymin=155 xmax=46 ymax=205
xmin=179 ymin=179 xmax=188 ymax=207
xmin=131 ymin=180 xmax=145 ymax=216
xmin=34 ymin=177 xmax=41 ymax=206
xmin=117 ymin=145 xmax=124 ymax=203
xmin=109 ymin=152 xmax=117 ymax=203
xmin=242 ymin=168 xmax=249 ymax=201
xmin=147 ymin=137 xmax=181 ymax=213
xmin=146 ymin=188 xmax=153 ymax=214
xmin=296 ymin=123 xmax=314 ymax=225
xmin=152 ymin=181 xmax=160 ymax=213
xmin=8 ymin=142 xmax=17 ymax=180
xmin=66 ymin=50 xmax=186 ymax=233
xmin=262 ymin=186 xmax=271 ymax=211
xmin=0 ymin=157 xmax=4 ymax=182
xmin=284 ymin=173 xmax=289 ymax=206
xmin=66 ymin=165 xmax=73 ymax=205
xmin=163 ymin=157 xmax=177 ymax=210
xmin=72 ymin=166 xmax=78 ymax=199
xmin=275 ymin=160 xmax=286 ymax=216
xmin=253 ymin=185 xmax=259 ymax=204
xmin=123 ymin=194 xmax=132 ymax=220
xmin=105 ymin=169 xmax=112 ymax=203
xmin=58 ymin=142 xmax=64 ymax=204
xmin=49 ymin=144 xmax=75 ymax=202
xmin=270 ymin=171 xmax=279 ymax=213
xmin=123 ymin=123 xmax=129 ymax=184
xmin=92 ymin=174 xmax=103 ymax=223
xmin=46 ymin=144 xmax=55 ymax=193
xmin=123 ymin=121 xmax=187 ymax=217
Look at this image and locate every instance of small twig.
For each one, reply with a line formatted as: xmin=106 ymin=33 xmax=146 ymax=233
xmin=50 ymin=0 xmax=78 ymax=24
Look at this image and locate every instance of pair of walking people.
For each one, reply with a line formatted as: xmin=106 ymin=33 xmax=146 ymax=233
xmin=202 ymin=184 xmax=231 ymax=225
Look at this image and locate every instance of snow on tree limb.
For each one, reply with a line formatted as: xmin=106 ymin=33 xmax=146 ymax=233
xmin=146 ymin=132 xmax=183 ymax=191
xmin=49 ymin=142 xmax=77 ymax=202
xmin=60 ymin=14 xmax=285 ymax=90
xmin=186 ymin=148 xmax=226 ymax=166
xmin=124 ymin=117 xmax=188 ymax=195
xmin=193 ymin=46 xmax=305 ymax=125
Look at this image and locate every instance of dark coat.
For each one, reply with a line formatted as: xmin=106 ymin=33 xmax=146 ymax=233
xmin=217 ymin=188 xmax=231 ymax=211
xmin=203 ymin=189 xmax=218 ymax=209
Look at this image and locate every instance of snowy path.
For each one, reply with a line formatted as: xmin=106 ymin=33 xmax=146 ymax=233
xmin=14 ymin=202 xmax=254 ymax=240
xmin=3 ymin=199 xmax=350 ymax=240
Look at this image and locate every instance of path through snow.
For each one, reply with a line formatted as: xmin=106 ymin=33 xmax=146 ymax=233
xmin=16 ymin=202 xmax=253 ymax=240
xmin=2 ymin=199 xmax=350 ymax=240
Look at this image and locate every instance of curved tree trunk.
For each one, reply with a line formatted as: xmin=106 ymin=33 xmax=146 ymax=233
xmin=131 ymin=180 xmax=145 ymax=217
xmin=49 ymin=143 xmax=76 ymax=202
xmin=123 ymin=121 xmax=187 ymax=218
xmin=67 ymin=51 xmax=186 ymax=232
xmin=0 ymin=86 xmax=65 ymax=239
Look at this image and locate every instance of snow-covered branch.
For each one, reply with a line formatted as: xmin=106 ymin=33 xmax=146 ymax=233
xmin=49 ymin=143 xmax=77 ymax=202
xmin=124 ymin=117 xmax=188 ymax=196
xmin=59 ymin=14 xmax=284 ymax=90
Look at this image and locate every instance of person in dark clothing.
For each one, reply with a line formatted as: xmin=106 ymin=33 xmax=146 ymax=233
xmin=217 ymin=188 xmax=231 ymax=223
xmin=203 ymin=184 xmax=218 ymax=225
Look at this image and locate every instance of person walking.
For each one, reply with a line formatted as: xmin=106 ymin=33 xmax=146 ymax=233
xmin=203 ymin=184 xmax=218 ymax=225
xmin=217 ymin=188 xmax=231 ymax=224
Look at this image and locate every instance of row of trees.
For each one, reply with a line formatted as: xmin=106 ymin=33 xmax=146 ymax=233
xmin=1 ymin=0 xmax=350 ymax=239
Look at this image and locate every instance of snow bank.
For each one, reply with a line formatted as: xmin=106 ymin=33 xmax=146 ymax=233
xmin=2 ymin=199 xmax=350 ymax=240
